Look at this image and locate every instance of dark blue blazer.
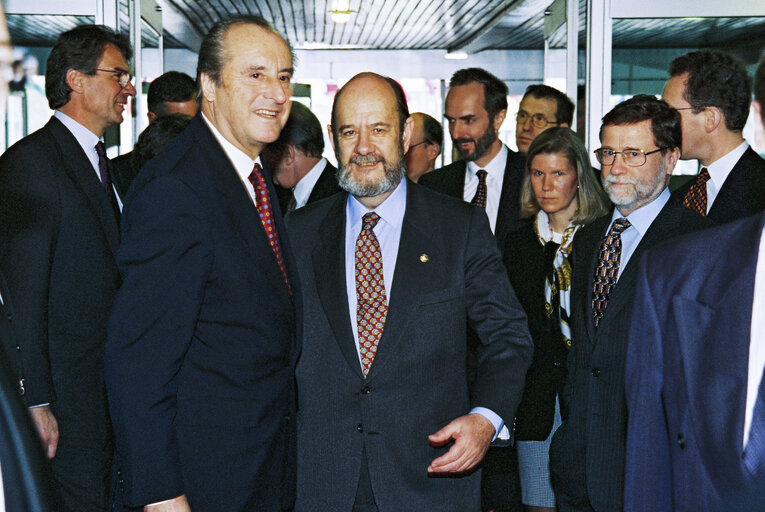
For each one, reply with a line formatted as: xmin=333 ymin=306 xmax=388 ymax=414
xmin=105 ymin=115 xmax=300 ymax=511
xmin=624 ymin=211 xmax=765 ymax=512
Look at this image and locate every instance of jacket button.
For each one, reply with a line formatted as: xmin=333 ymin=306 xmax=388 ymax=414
xmin=591 ymin=368 xmax=600 ymax=377
xmin=357 ymin=423 xmax=363 ymax=432
xmin=553 ymin=361 xmax=563 ymax=368
xmin=361 ymin=386 xmax=374 ymax=394
xmin=6 ymin=313 xmax=11 ymax=321
xmin=677 ymin=433 xmax=685 ymax=449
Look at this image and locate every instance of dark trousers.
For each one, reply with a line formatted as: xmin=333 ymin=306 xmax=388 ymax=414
xmin=481 ymin=445 xmax=522 ymax=512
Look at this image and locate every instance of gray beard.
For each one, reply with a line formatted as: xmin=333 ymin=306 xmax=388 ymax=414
xmin=337 ymin=146 xmax=406 ymax=198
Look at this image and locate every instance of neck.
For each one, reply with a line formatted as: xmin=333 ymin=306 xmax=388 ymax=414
xmin=473 ymin=138 xmax=503 ymax=168
xmin=699 ymin=131 xmax=745 ymax=167
xmin=58 ymin=103 xmax=106 ymax=138
xmin=202 ymin=103 xmax=263 ymax=160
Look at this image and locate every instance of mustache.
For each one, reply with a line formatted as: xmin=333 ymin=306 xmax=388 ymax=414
xmin=350 ymin=154 xmax=384 ymax=165
xmin=452 ymin=138 xmax=475 ymax=146
xmin=604 ymin=175 xmax=637 ymax=186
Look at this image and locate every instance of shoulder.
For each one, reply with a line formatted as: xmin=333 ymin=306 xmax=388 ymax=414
xmin=735 ymin=147 xmax=765 ymax=174
xmin=287 ymin=191 xmax=344 ymax=233
xmin=504 ymin=223 xmax=537 ymax=254
xmin=418 ymin=160 xmax=465 ymax=190
xmin=657 ymin=200 xmax=711 ymax=233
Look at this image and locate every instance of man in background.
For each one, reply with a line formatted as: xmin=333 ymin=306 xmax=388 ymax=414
xmin=261 ymin=100 xmax=340 ymax=213
xmin=515 ymin=84 xmax=573 ymax=154
xmin=404 ymin=112 xmax=442 ymax=182
xmin=663 ymin=50 xmax=765 ymax=223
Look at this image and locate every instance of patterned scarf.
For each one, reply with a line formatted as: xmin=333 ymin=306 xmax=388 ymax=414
xmin=534 ymin=210 xmax=580 ymax=349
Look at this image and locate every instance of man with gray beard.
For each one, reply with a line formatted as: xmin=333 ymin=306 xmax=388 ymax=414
xmin=285 ymin=72 xmax=533 ymax=511
xmin=548 ymin=94 xmax=710 ymax=512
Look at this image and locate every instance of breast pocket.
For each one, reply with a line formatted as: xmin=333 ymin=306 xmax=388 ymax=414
xmin=416 ymin=286 xmax=463 ymax=307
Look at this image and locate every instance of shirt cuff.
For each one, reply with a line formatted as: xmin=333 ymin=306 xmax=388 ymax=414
xmin=470 ymin=407 xmax=504 ymax=442
xmin=28 ymin=403 xmax=50 ymax=408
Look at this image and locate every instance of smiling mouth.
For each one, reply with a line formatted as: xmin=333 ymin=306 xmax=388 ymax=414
xmin=255 ymin=109 xmax=278 ymax=118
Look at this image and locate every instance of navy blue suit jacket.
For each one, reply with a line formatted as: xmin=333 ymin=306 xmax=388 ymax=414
xmin=105 ymin=115 xmax=299 ymax=511
xmin=624 ymin=212 xmax=765 ymax=512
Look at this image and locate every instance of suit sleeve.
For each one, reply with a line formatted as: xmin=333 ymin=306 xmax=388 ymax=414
xmin=0 ymin=146 xmax=59 ymax=406
xmin=105 ymin=176 xmax=212 ymax=507
xmin=464 ymin=207 xmax=533 ymax=423
xmin=623 ymin=256 xmax=672 ymax=512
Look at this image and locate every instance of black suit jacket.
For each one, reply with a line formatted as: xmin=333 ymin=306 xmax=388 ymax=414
xmin=106 ymin=114 xmax=299 ymax=512
xmin=110 ymin=150 xmax=137 ymax=196
xmin=671 ymin=147 xmax=765 ymax=224
xmin=0 ymin=275 xmax=51 ymax=512
xmin=418 ymin=148 xmax=527 ymax=249
xmin=273 ymin=160 xmax=341 ymax=214
xmin=549 ymin=199 xmax=710 ymax=511
xmin=0 ymin=115 xmax=120 ymax=510
xmin=287 ymin=182 xmax=533 ymax=511
xmin=624 ymin=212 xmax=765 ymax=512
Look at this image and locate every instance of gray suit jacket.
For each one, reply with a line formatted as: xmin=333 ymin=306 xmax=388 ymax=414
xmin=287 ymin=182 xmax=533 ymax=511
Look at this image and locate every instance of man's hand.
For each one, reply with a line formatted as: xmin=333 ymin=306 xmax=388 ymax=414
xmin=144 ymin=495 xmax=191 ymax=511
xmin=28 ymin=405 xmax=58 ymax=459
xmin=427 ymin=413 xmax=494 ymax=474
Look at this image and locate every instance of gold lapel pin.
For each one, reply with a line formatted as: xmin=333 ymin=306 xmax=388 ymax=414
xmin=419 ymin=253 xmax=429 ymax=263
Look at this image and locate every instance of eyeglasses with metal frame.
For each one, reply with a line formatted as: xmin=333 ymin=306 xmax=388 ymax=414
xmin=95 ymin=68 xmax=134 ymax=89
xmin=594 ymin=147 xmax=668 ymax=167
xmin=515 ymin=111 xmax=560 ymax=129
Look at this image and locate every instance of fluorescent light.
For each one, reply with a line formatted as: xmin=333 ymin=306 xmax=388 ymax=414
xmin=330 ymin=11 xmax=351 ymax=23
xmin=445 ymin=52 xmax=468 ymax=60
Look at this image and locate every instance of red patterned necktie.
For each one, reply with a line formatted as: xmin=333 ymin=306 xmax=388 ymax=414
xmin=248 ymin=163 xmax=291 ymax=295
xmin=471 ymin=169 xmax=488 ymax=209
xmin=591 ymin=218 xmax=631 ymax=327
xmin=355 ymin=212 xmax=387 ymax=377
xmin=95 ymin=141 xmax=120 ymax=221
xmin=682 ymin=168 xmax=710 ymax=216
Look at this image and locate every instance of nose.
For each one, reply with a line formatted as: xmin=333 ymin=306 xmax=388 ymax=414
xmin=542 ymin=174 xmax=552 ymax=191
xmin=264 ymin=76 xmax=288 ymax=104
xmin=609 ymin=152 xmax=628 ymax=175
xmin=450 ymin=121 xmax=466 ymax=141
xmin=123 ymin=80 xmax=136 ymax=96
xmin=521 ymin=115 xmax=534 ymax=131
xmin=355 ymin=128 xmax=372 ymax=155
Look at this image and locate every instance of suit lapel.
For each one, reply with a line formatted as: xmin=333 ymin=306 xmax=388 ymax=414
xmin=194 ymin=118 xmax=292 ymax=308
xmin=311 ymin=194 xmax=362 ymax=378
xmin=365 ymin=184 xmax=437 ymax=381
xmin=48 ymin=117 xmax=120 ymax=256
xmin=710 ymin=148 xmax=759 ymax=221
xmin=495 ymin=150 xmax=524 ymax=244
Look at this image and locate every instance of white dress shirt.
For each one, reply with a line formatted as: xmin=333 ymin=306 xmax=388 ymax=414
xmin=462 ymin=144 xmax=508 ymax=234
xmin=293 ymin=157 xmax=328 ymax=209
xmin=608 ymin=188 xmax=670 ymax=281
xmin=704 ymin=141 xmax=748 ymax=214
xmin=53 ymin=110 xmax=122 ymax=209
xmin=344 ymin=178 xmax=504 ymax=438
xmin=744 ymin=225 xmax=765 ymax=448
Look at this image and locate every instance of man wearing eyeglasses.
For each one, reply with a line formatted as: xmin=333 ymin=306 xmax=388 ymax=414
xmin=548 ymin=95 xmax=709 ymax=512
xmin=663 ymin=51 xmax=765 ymax=224
xmin=515 ymin=84 xmax=574 ymax=154
xmin=0 ymin=25 xmax=135 ymax=512
xmin=404 ymin=112 xmax=443 ymax=183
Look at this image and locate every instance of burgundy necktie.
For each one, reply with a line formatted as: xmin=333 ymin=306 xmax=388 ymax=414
xmin=95 ymin=141 xmax=120 ymax=221
xmin=471 ymin=169 xmax=488 ymax=209
xmin=356 ymin=212 xmax=387 ymax=376
xmin=591 ymin=218 xmax=631 ymax=327
xmin=248 ymin=163 xmax=291 ymax=294
xmin=682 ymin=168 xmax=711 ymax=216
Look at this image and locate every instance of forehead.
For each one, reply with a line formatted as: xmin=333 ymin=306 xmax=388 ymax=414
xmin=602 ymin=119 xmax=655 ymax=148
xmin=530 ymin=152 xmax=574 ymax=170
xmin=222 ymin=23 xmax=292 ymax=71
xmin=336 ymin=77 xmax=398 ymax=123
xmin=98 ymin=43 xmax=128 ymax=68
xmin=519 ymin=95 xmax=558 ymax=117
xmin=662 ymin=74 xmax=689 ymax=108
xmin=446 ymin=82 xmax=487 ymax=115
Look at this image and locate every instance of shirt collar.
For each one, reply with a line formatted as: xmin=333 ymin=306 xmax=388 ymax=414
xmin=201 ymin=112 xmax=259 ymax=183
xmin=294 ymin=157 xmax=328 ymax=207
xmin=467 ymin=144 xmax=508 ymax=179
xmin=706 ymin=140 xmax=749 ymax=189
xmin=54 ymin=110 xmax=102 ymax=154
xmin=347 ymin=177 xmax=407 ymax=233
xmin=611 ymin=187 xmax=670 ymax=236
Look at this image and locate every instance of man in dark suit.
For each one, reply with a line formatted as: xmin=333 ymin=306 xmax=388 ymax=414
xmin=262 ymin=100 xmax=340 ymax=213
xmin=663 ymin=50 xmax=765 ymax=224
xmin=420 ymin=75 xmax=573 ymax=250
xmin=548 ymin=95 xmax=709 ymax=512
xmin=287 ymin=72 xmax=533 ymax=511
xmin=0 ymin=25 xmax=135 ymax=511
xmin=623 ymin=51 xmax=765 ymax=512
xmin=111 ymin=71 xmax=198 ymax=194
xmin=105 ymin=16 xmax=299 ymax=512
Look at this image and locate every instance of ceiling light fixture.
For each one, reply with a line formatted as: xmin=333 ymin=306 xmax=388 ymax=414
xmin=445 ymin=52 xmax=468 ymax=60
xmin=330 ymin=0 xmax=356 ymax=24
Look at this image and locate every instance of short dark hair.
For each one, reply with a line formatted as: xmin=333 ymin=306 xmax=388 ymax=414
xmin=600 ymin=94 xmax=681 ymax=153
xmin=520 ymin=127 xmax=609 ymax=224
xmin=449 ymin=68 xmax=508 ymax=120
xmin=668 ymin=50 xmax=752 ymax=131
xmin=417 ymin=112 xmax=443 ymax=147
xmin=132 ymin=113 xmax=192 ymax=173
xmin=755 ymin=50 xmax=765 ymax=125
xmin=523 ymin=84 xmax=575 ymax=126
xmin=148 ymin=71 xmax=197 ymax=116
xmin=269 ymin=100 xmax=324 ymax=159
xmin=46 ymin=25 xmax=132 ymax=110
xmin=331 ymin=73 xmax=409 ymax=140
xmin=197 ymin=15 xmax=294 ymax=87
